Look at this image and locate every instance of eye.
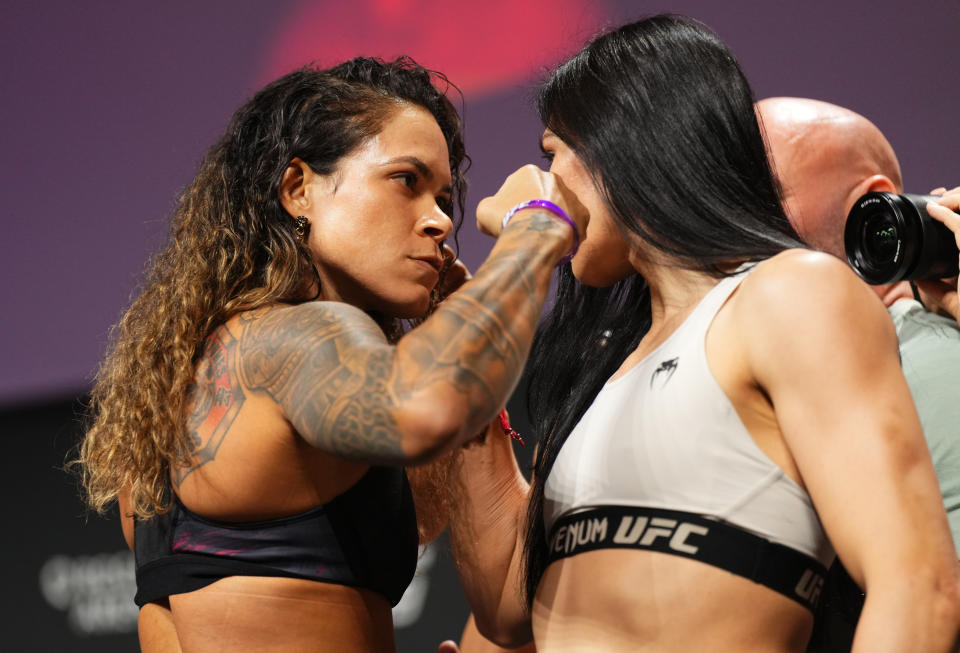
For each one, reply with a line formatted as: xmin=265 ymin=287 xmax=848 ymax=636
xmin=436 ymin=196 xmax=453 ymax=215
xmin=395 ymin=172 xmax=418 ymax=189
xmin=539 ymin=144 xmax=555 ymax=163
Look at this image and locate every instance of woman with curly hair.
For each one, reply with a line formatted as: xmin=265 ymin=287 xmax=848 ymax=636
xmin=75 ymin=56 xmax=585 ymax=652
xmin=447 ymin=15 xmax=960 ymax=653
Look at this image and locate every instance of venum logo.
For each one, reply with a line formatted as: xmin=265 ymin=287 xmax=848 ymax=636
xmin=650 ymin=357 xmax=679 ymax=388
xmin=551 ymin=517 xmax=609 ymax=554
xmin=551 ymin=513 xmax=708 ymax=556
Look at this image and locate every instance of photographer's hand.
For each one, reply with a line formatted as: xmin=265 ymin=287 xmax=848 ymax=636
xmin=916 ymin=186 xmax=960 ymax=323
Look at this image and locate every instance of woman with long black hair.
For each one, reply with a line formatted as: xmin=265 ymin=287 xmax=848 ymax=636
xmin=449 ymin=15 xmax=960 ymax=652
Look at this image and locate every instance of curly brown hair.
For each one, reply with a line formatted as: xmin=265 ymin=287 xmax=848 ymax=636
xmin=75 ymin=56 xmax=467 ymax=518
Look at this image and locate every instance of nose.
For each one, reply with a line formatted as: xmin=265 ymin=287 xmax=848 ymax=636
xmin=416 ymin=202 xmax=454 ymax=242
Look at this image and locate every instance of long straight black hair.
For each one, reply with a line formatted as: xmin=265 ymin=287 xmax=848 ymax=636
xmin=522 ymin=15 xmax=805 ymax=604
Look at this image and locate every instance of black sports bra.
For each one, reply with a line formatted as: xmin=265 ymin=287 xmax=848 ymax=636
xmin=133 ymin=466 xmax=419 ymax=607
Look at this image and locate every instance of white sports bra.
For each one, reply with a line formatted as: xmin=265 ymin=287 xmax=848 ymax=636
xmin=543 ymin=268 xmax=835 ymax=572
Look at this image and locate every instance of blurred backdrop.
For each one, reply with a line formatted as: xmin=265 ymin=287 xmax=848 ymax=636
xmin=3 ymin=0 xmax=958 ymax=649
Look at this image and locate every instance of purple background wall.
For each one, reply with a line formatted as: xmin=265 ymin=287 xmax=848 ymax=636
xmin=2 ymin=0 xmax=958 ymax=408
xmin=2 ymin=1 xmax=958 ymax=650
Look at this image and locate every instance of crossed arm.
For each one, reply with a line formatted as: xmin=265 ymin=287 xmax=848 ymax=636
xmin=234 ymin=212 xmax=571 ymax=466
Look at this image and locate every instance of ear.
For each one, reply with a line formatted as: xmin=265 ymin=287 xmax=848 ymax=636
xmin=862 ymin=174 xmax=897 ymax=194
xmin=277 ymin=157 xmax=316 ymax=218
xmin=842 ymin=174 xmax=897 ymax=218
xmin=852 ymin=173 xmax=897 ymax=201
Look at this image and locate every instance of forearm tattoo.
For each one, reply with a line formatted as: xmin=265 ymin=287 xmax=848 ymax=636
xmin=396 ymin=246 xmax=538 ymax=407
xmin=233 ymin=213 xmax=557 ymax=463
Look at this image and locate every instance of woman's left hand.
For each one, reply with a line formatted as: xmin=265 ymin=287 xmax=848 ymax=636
xmin=436 ymin=243 xmax=473 ymax=302
xmin=916 ymin=186 xmax=960 ymax=323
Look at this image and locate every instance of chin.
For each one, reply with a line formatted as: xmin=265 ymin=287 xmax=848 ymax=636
xmin=570 ymin=224 xmax=637 ymax=277
xmin=380 ymin=290 xmax=433 ymax=320
xmin=572 ymin=263 xmax=634 ymax=288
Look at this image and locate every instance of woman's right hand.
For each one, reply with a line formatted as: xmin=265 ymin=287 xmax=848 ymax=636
xmin=436 ymin=243 xmax=472 ymax=302
xmin=476 ymin=164 xmax=589 ymax=240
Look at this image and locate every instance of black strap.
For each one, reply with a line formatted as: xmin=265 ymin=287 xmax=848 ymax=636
xmin=546 ymin=505 xmax=827 ymax=612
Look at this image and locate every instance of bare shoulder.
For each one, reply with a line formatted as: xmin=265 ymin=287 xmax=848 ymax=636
xmin=735 ymin=249 xmax=890 ymax=329
xmin=231 ymin=302 xmax=390 ymax=390
xmin=732 ymin=249 xmax=898 ymax=379
xmin=739 ymin=248 xmax=866 ymax=300
xmin=236 ymin=301 xmax=388 ymax=349
xmin=224 ymin=302 xmax=408 ymax=461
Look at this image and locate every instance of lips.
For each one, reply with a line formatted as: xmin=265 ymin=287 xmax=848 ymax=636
xmin=411 ymin=255 xmax=443 ymax=274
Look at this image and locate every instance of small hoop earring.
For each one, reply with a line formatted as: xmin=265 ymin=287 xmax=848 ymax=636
xmin=294 ymin=215 xmax=309 ymax=242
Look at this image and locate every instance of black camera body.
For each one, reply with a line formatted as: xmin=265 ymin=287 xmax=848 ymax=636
xmin=844 ymin=192 xmax=959 ymax=285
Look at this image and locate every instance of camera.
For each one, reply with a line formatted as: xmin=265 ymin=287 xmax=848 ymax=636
xmin=844 ymin=192 xmax=959 ymax=285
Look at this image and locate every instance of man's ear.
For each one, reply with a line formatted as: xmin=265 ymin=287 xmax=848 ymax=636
xmin=843 ymin=174 xmax=897 ymax=218
xmin=858 ymin=174 xmax=897 ymax=197
xmin=278 ymin=157 xmax=315 ymax=217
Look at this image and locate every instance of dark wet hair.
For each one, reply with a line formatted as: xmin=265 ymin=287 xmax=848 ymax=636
xmin=522 ymin=15 xmax=803 ymax=604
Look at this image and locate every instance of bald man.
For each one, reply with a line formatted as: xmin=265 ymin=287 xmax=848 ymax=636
xmin=758 ymin=96 xmax=960 ymax=652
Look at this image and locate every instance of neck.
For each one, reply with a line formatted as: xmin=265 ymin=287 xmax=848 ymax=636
xmin=641 ymin=264 xmax=727 ymax=326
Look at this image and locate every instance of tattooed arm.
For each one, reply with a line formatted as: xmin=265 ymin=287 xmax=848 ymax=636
xmin=238 ymin=166 xmax=587 ymax=465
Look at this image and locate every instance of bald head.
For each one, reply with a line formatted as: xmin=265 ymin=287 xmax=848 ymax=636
xmin=757 ymin=97 xmax=902 ymax=259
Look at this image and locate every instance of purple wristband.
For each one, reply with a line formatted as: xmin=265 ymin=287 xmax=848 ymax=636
xmin=500 ymin=199 xmax=581 ymax=265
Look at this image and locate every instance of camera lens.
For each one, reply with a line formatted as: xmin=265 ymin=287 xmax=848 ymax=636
xmin=861 ymin=213 xmax=899 ymax=265
xmin=844 ymin=192 xmax=959 ymax=285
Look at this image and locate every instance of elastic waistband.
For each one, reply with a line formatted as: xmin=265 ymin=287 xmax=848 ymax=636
xmin=547 ymin=505 xmax=827 ymax=612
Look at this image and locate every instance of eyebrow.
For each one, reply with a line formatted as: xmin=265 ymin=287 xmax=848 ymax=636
xmin=384 ymin=155 xmax=452 ymax=194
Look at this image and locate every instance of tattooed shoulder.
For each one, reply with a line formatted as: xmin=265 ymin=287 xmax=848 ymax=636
xmin=235 ymin=302 xmax=387 ymax=394
xmin=175 ymin=327 xmax=246 ymax=486
xmin=233 ymin=303 xmax=405 ymax=462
